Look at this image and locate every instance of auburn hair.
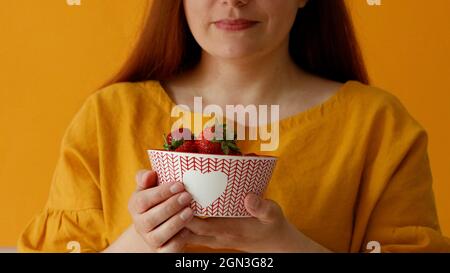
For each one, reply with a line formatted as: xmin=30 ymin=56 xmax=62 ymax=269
xmin=101 ymin=0 xmax=369 ymax=88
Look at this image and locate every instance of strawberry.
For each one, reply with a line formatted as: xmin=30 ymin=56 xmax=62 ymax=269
xmin=174 ymin=140 xmax=197 ymax=153
xmin=163 ymin=128 xmax=194 ymax=151
xmin=196 ymin=124 xmax=241 ymax=155
xmin=196 ymin=127 xmax=222 ymax=154
xmin=166 ymin=128 xmax=193 ymax=144
xmin=196 ymin=138 xmax=223 ymax=154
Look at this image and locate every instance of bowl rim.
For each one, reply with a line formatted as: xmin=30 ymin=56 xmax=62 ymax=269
xmin=147 ymin=149 xmax=278 ymax=161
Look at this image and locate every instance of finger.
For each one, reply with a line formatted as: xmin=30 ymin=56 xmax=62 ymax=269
xmin=138 ymin=191 xmax=192 ymax=233
xmin=185 ymin=217 xmax=224 ymax=237
xmin=186 ymin=233 xmax=219 ymax=249
xmin=157 ymin=228 xmax=192 ymax=253
xmin=130 ymin=181 xmax=185 ymax=214
xmin=186 ymin=216 xmax=254 ymax=236
xmin=135 ymin=170 xmax=158 ymax=191
xmin=144 ymin=207 xmax=194 ymax=249
xmin=244 ymin=194 xmax=282 ymax=223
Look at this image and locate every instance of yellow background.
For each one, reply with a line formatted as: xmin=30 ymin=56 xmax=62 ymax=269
xmin=0 ymin=0 xmax=449 ymax=247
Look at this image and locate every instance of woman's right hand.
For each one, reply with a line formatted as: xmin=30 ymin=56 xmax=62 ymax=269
xmin=128 ymin=170 xmax=194 ymax=252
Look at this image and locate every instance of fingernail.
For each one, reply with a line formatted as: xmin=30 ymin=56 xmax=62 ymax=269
xmin=170 ymin=182 xmax=184 ymax=194
xmin=180 ymin=208 xmax=193 ymax=221
xmin=178 ymin=192 xmax=191 ymax=205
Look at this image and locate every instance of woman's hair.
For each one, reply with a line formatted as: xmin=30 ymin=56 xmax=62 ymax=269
xmin=100 ymin=0 xmax=369 ymax=88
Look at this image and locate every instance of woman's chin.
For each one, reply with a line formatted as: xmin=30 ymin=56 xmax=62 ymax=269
xmin=210 ymin=46 xmax=262 ymax=61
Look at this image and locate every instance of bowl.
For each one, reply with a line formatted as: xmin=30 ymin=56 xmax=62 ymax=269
xmin=148 ymin=149 xmax=278 ymax=217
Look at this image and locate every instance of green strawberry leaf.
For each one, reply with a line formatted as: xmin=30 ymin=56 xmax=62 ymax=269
xmin=227 ymin=142 xmax=239 ymax=151
xmin=171 ymin=139 xmax=184 ymax=149
xmin=221 ymin=142 xmax=230 ymax=155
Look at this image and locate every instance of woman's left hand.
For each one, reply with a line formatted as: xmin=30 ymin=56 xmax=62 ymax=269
xmin=185 ymin=193 xmax=331 ymax=253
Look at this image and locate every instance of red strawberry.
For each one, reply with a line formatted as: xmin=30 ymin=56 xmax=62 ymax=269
xmin=174 ymin=140 xmax=197 ymax=153
xmin=196 ymin=126 xmax=221 ymax=154
xmin=196 ymin=124 xmax=241 ymax=155
xmin=163 ymin=128 xmax=194 ymax=151
xmin=198 ymin=125 xmax=222 ymax=141
xmin=165 ymin=128 xmax=192 ymax=146
xmin=165 ymin=133 xmax=173 ymax=146
xmin=196 ymin=138 xmax=223 ymax=154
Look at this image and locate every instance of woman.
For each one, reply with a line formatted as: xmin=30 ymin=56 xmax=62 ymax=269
xmin=19 ymin=0 xmax=450 ymax=252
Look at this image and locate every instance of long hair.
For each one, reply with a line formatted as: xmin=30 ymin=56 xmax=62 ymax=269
xmin=100 ymin=0 xmax=369 ymax=88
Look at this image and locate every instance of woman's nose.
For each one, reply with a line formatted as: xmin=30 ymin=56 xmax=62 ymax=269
xmin=221 ymin=0 xmax=249 ymax=8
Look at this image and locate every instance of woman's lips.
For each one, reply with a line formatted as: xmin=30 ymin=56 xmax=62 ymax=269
xmin=214 ymin=19 xmax=259 ymax=31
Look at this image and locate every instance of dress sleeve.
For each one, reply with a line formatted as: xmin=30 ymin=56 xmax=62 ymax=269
xmin=18 ymin=95 xmax=109 ymax=252
xmin=354 ymin=94 xmax=450 ymax=252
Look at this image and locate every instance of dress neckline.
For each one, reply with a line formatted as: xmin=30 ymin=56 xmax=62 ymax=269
xmin=141 ymin=79 xmax=357 ymax=129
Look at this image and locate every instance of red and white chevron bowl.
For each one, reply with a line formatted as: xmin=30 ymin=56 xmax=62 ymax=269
xmin=148 ymin=150 xmax=277 ymax=217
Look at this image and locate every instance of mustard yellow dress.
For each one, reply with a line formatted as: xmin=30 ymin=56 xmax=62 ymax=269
xmin=18 ymin=80 xmax=450 ymax=252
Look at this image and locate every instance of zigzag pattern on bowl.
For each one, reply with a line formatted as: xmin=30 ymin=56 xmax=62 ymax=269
xmin=149 ymin=150 xmax=276 ymax=217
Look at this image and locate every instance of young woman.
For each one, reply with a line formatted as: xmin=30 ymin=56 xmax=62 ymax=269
xmin=19 ymin=0 xmax=450 ymax=252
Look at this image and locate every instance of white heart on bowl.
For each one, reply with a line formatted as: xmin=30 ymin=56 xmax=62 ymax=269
xmin=182 ymin=170 xmax=228 ymax=208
